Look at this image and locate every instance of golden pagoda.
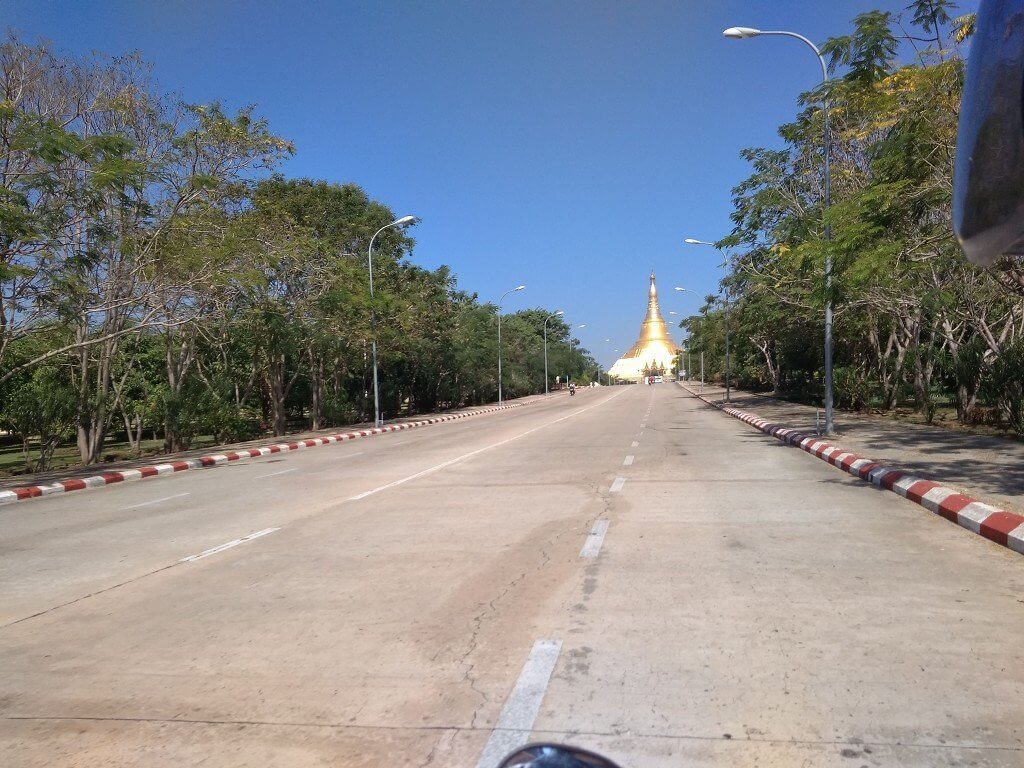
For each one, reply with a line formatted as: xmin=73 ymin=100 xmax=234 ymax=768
xmin=608 ymin=272 xmax=680 ymax=382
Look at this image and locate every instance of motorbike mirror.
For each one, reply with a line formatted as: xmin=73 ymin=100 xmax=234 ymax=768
xmin=498 ymin=742 xmax=622 ymax=768
xmin=953 ymin=0 xmax=1024 ymax=265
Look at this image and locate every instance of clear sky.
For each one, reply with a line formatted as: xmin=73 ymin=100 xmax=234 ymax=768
xmin=4 ymin=0 xmax=973 ymax=367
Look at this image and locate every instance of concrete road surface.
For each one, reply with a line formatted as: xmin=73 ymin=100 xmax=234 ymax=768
xmin=1 ymin=384 xmax=1022 ymax=768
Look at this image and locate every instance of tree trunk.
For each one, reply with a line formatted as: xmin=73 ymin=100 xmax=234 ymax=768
xmin=754 ymin=338 xmax=782 ymax=394
xmin=310 ymin=355 xmax=324 ymax=431
xmin=75 ymin=334 xmax=114 ymax=465
xmin=267 ymin=354 xmax=288 ymax=436
xmin=163 ymin=330 xmax=194 ymax=453
xmin=910 ymin=314 xmax=939 ymax=424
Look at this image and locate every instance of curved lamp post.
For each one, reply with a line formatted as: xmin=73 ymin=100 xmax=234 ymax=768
xmin=723 ymin=25 xmax=833 ymax=433
xmin=368 ymin=214 xmax=417 ymax=427
xmin=497 ymin=285 xmax=525 ymax=404
xmin=543 ymin=310 xmax=564 ymax=395
xmin=668 ymin=311 xmax=689 ymax=381
xmin=677 ymin=278 xmax=718 ymax=396
xmin=682 ymin=243 xmax=731 ymax=400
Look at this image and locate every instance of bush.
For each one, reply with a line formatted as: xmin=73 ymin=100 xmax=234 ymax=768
xmin=0 ymin=366 xmax=77 ymax=471
xmin=986 ymin=340 xmax=1024 ymax=436
xmin=206 ymin=402 xmax=263 ymax=443
xmin=834 ymin=366 xmax=874 ymax=411
xmin=319 ymin=390 xmax=357 ymax=428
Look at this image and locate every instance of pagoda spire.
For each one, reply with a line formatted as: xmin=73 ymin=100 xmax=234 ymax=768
xmin=607 ymin=271 xmax=680 ymax=381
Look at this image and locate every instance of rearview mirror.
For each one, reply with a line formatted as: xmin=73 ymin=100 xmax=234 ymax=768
xmin=953 ymin=0 xmax=1024 ymax=265
xmin=499 ymin=743 xmax=622 ymax=768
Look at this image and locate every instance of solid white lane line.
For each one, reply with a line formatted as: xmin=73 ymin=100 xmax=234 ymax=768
xmin=630 ymin=440 xmax=639 ymax=448
xmin=254 ymin=468 xmax=297 ymax=479
xmin=124 ymin=492 xmax=190 ymax=510
xmin=474 ymin=639 xmax=562 ymax=768
xmin=623 ymin=455 xmax=634 ymax=466
xmin=349 ymin=391 xmax=625 ymax=501
xmin=610 ymin=477 xmax=626 ymax=493
xmin=180 ymin=527 xmax=280 ymax=563
xmin=579 ymin=519 xmax=610 ymax=558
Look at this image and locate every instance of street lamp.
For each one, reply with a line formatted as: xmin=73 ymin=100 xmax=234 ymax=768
xmin=543 ymin=310 xmax=564 ymax=395
xmin=682 ymin=244 xmax=731 ymax=401
xmin=497 ymin=284 xmax=525 ymax=405
xmin=671 ymin=278 xmax=712 ymax=393
xmin=367 ymin=214 xmax=417 ymax=427
xmin=671 ymin=284 xmax=704 ymax=391
xmin=667 ymin=311 xmax=688 ymax=380
xmin=723 ymin=24 xmax=834 ymax=433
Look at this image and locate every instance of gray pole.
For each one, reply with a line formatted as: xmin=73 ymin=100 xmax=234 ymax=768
xmin=821 ymin=64 xmax=834 ymax=434
xmin=498 ymin=312 xmax=504 ymax=405
xmin=367 ymin=229 xmax=385 ymax=428
xmin=700 ymin=306 xmax=706 ymax=392
xmin=723 ymin=279 xmax=731 ymax=402
xmin=367 ymin=216 xmax=416 ymax=428
xmin=497 ymin=286 xmax=524 ymax=405
xmin=543 ymin=322 xmax=548 ymax=395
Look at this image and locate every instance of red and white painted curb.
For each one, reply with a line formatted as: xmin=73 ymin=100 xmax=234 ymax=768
xmin=680 ymin=383 xmax=1024 ymax=556
xmin=0 ymin=400 xmax=535 ymax=507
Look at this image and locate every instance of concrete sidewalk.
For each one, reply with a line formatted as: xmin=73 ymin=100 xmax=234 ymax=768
xmin=686 ymin=383 xmax=1024 ymax=516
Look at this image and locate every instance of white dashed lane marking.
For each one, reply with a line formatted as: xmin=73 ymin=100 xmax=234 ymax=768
xmin=474 ymin=639 xmax=563 ymax=768
xmin=623 ymin=455 xmax=634 ymax=466
xmin=610 ymin=477 xmax=626 ymax=493
xmin=579 ymin=519 xmax=610 ymax=558
xmin=255 ymin=468 xmax=297 ymax=479
xmin=180 ymin=527 xmax=280 ymax=563
xmin=124 ymin=493 xmax=190 ymax=510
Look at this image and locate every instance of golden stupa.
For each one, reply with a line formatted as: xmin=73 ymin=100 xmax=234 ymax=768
xmin=608 ymin=272 xmax=680 ymax=382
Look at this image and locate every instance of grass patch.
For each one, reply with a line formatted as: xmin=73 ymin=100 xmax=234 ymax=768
xmin=0 ymin=435 xmax=221 ymax=478
xmin=746 ymin=389 xmax=1022 ymax=442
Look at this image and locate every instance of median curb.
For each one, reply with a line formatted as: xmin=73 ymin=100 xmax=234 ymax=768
xmin=678 ymin=382 xmax=1024 ymax=556
xmin=0 ymin=400 xmax=535 ymax=507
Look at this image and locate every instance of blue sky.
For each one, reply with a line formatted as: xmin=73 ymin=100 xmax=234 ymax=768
xmin=5 ymin=0 xmax=973 ymax=367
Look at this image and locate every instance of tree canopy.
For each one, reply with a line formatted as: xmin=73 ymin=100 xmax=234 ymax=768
xmin=0 ymin=34 xmax=596 ymax=471
xmin=682 ymin=6 xmax=1024 ymax=434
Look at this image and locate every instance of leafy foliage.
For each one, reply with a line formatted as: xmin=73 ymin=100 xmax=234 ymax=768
xmin=0 ymin=34 xmax=596 ymax=471
xmin=682 ymin=6 xmax=1024 ymax=434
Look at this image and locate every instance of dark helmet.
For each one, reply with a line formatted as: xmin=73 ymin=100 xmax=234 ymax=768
xmin=953 ymin=0 xmax=1024 ymax=266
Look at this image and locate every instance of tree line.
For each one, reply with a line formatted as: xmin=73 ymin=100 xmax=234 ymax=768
xmin=0 ymin=35 xmax=596 ymax=472
xmin=683 ymin=3 xmax=1024 ymax=436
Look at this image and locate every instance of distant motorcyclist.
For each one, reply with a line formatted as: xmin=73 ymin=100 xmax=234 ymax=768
xmin=568 ymin=382 xmax=576 ymax=396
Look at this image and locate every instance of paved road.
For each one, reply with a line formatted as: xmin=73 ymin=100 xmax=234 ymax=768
xmin=1 ymin=384 xmax=1022 ymax=767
